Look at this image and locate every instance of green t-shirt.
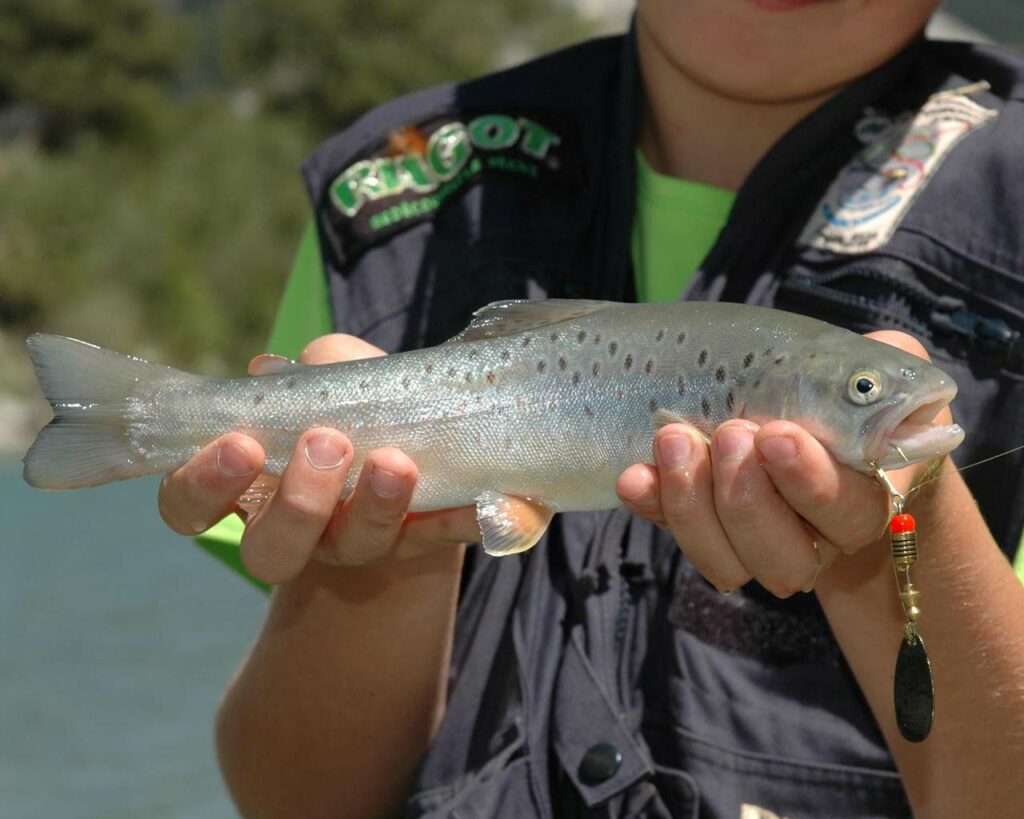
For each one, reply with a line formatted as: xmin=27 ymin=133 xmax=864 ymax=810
xmin=194 ymin=165 xmax=1024 ymax=589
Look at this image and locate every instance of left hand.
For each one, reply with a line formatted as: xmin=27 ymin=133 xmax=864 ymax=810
xmin=616 ymin=331 xmax=944 ymax=597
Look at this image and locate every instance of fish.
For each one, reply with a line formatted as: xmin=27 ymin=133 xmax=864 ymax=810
xmin=22 ymin=299 xmax=964 ymax=555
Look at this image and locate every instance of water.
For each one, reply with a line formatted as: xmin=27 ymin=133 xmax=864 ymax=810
xmin=0 ymin=458 xmax=267 ymax=818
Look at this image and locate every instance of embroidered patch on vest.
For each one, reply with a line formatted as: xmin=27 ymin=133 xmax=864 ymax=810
xmin=322 ymin=111 xmax=582 ymax=260
xmin=798 ymin=87 xmax=998 ymax=255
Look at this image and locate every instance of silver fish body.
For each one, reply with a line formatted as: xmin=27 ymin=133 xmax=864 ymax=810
xmin=23 ymin=300 xmax=964 ymax=550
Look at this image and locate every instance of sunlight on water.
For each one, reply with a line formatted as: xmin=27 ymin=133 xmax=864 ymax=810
xmin=0 ymin=458 xmax=266 ymax=818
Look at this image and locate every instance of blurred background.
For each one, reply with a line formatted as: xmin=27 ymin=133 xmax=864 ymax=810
xmin=0 ymin=1 xmax=1018 ymax=816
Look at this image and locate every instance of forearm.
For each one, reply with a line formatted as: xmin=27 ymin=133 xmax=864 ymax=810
xmin=816 ymin=462 xmax=1024 ymax=817
xmin=217 ymin=544 xmax=465 ymax=819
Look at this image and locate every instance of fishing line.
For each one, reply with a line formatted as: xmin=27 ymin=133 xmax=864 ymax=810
xmin=913 ymin=442 xmax=1024 ymax=491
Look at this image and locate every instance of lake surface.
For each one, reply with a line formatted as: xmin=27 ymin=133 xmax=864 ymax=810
xmin=1 ymin=458 xmax=267 ymax=818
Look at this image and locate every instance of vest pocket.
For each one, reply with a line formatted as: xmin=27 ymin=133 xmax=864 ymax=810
xmin=644 ymin=722 xmax=910 ymax=819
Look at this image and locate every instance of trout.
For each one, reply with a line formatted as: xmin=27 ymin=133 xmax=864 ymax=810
xmin=23 ymin=300 xmax=964 ymax=555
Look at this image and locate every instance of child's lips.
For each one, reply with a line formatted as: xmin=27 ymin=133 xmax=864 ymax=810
xmin=749 ymin=0 xmax=834 ymax=12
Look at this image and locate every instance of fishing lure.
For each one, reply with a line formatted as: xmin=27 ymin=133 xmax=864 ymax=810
xmin=874 ymin=463 xmax=935 ymax=743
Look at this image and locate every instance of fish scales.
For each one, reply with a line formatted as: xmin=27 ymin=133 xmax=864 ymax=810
xmin=23 ymin=301 xmax=965 ymax=553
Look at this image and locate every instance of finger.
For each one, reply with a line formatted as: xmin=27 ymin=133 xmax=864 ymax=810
xmin=711 ymin=421 xmax=820 ymax=597
xmin=240 ymin=429 xmax=353 ymax=584
xmin=755 ymin=421 xmax=895 ymax=552
xmin=317 ymin=448 xmax=419 ymax=566
xmin=300 ymin=333 xmax=386 ymax=365
xmin=396 ymin=505 xmax=486 ymax=553
xmin=158 ymin=433 xmax=264 ymax=535
xmin=653 ymin=423 xmax=752 ymax=594
xmin=617 ymin=463 xmax=668 ymax=529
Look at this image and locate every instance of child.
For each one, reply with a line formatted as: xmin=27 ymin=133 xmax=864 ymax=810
xmin=162 ymin=2 xmax=1024 ymax=815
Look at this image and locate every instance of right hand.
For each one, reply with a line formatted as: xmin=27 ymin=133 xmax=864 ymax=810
xmin=157 ymin=334 xmax=482 ymax=584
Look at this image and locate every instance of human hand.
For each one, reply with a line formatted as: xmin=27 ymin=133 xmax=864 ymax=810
xmin=616 ymin=331 xmax=947 ymax=597
xmin=158 ymin=334 xmax=483 ymax=584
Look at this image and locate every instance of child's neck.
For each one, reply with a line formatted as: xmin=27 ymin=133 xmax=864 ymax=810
xmin=635 ymin=21 xmax=841 ymax=191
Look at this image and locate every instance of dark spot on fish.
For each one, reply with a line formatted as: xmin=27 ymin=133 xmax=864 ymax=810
xmin=475 ymin=395 xmax=482 ymax=404
xmin=608 ymin=341 xmax=617 ymax=356
xmin=715 ymin=366 xmax=726 ymax=384
xmin=537 ymin=360 xmax=546 ymax=373
xmin=504 ymin=437 xmax=513 ymax=450
xmin=548 ymin=399 xmax=557 ymax=410
xmin=592 ymin=362 xmax=600 ymax=376
xmin=677 ymin=332 xmax=686 ymax=344
xmin=584 ymin=405 xmax=595 ymax=418
xmin=645 ymin=359 xmax=654 ymax=374
xmin=577 ymin=331 xmax=586 ymax=343
xmin=359 ymin=379 xmax=369 ymax=390
xmin=701 ymin=398 xmax=711 ymax=418
xmin=572 ymin=371 xmax=581 ymax=385
xmin=677 ymin=376 xmax=686 ymax=396
xmin=469 ymin=349 xmax=479 ymax=359
xmin=401 ymin=376 xmax=411 ymax=389
xmin=698 ymin=350 xmax=708 ymax=367
xmin=522 ymin=336 xmax=532 ymax=347
xmin=550 ymin=332 xmax=558 ymax=341
xmin=253 ymin=393 xmax=264 ymax=405
xmin=319 ymin=390 xmax=329 ymax=401
xmin=425 ymin=363 xmax=433 ymax=374
xmin=487 ymin=370 xmax=496 ymax=384
xmin=763 ymin=347 xmax=774 ymax=358
xmin=501 ymin=350 xmax=510 ymax=361
xmin=656 ymin=329 xmax=665 ymax=342
xmin=774 ymin=356 xmax=785 ymax=366
xmin=743 ymin=352 xmax=755 ymax=368
xmin=593 ymin=333 xmax=601 ymax=344
xmin=285 ymin=377 xmax=296 ymax=389
xmin=617 ymin=388 xmax=625 ymax=399
xmin=464 ymin=371 xmax=472 ymax=383
xmin=809 ymin=353 xmax=817 ymax=359
xmin=447 ymin=367 xmax=456 ymax=378
xmin=649 ymin=398 xmax=658 ymax=413
xmin=727 ymin=390 xmax=735 ymax=412
xmin=752 ymin=379 xmax=762 ymax=390
xmin=559 ymin=357 xmax=567 ymax=371
xmin=473 ymin=433 xmax=482 ymax=445
xmin=624 ymin=354 xmax=633 ymax=371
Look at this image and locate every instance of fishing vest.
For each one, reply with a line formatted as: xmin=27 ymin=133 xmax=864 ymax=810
xmin=300 ymin=27 xmax=1024 ymax=819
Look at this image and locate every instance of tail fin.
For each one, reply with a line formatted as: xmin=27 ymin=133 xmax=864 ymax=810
xmin=23 ymin=334 xmax=191 ymax=489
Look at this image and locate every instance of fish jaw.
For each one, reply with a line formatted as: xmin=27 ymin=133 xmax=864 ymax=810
xmin=861 ymin=384 xmax=964 ymax=470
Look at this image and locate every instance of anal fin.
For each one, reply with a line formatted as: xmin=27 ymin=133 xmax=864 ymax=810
xmin=475 ymin=491 xmax=554 ymax=557
xmin=652 ymin=409 xmax=711 ymax=444
xmin=238 ymin=474 xmax=281 ymax=517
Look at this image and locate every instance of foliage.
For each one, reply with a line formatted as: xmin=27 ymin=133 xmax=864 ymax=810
xmin=0 ymin=0 xmax=189 ymax=149
xmin=0 ymin=103 xmax=309 ymax=373
xmin=221 ymin=0 xmax=592 ymax=138
xmin=0 ymin=0 xmax=596 ymax=390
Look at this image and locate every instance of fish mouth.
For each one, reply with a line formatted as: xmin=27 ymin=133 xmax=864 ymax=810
xmin=864 ymin=385 xmax=964 ymax=469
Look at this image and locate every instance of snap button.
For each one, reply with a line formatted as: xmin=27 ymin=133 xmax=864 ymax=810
xmin=578 ymin=742 xmax=623 ymax=784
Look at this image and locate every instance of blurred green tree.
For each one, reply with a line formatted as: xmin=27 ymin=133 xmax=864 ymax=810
xmin=0 ymin=0 xmax=189 ymax=149
xmin=221 ymin=0 xmax=592 ymax=137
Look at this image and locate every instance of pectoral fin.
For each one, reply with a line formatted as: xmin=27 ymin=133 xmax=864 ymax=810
xmin=475 ymin=491 xmax=554 ymax=556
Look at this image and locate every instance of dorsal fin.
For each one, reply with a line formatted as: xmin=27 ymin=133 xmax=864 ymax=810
xmin=447 ymin=299 xmax=614 ymax=343
xmin=248 ymin=354 xmax=306 ymax=377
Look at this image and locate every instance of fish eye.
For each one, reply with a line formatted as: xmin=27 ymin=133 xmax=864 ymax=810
xmin=848 ymin=370 xmax=883 ymax=405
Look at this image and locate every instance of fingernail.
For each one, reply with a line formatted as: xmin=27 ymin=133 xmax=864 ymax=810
xmin=370 ymin=466 xmax=403 ymax=498
xmin=218 ymin=442 xmax=255 ymax=477
xmin=191 ymin=520 xmax=209 ymax=534
xmin=715 ymin=426 xmax=753 ymax=461
xmin=658 ymin=434 xmax=692 ymax=470
xmin=759 ymin=435 xmax=798 ymax=465
xmin=305 ymin=433 xmax=347 ymax=470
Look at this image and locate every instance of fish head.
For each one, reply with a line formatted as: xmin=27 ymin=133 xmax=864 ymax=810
xmin=752 ymin=331 xmax=964 ymax=473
